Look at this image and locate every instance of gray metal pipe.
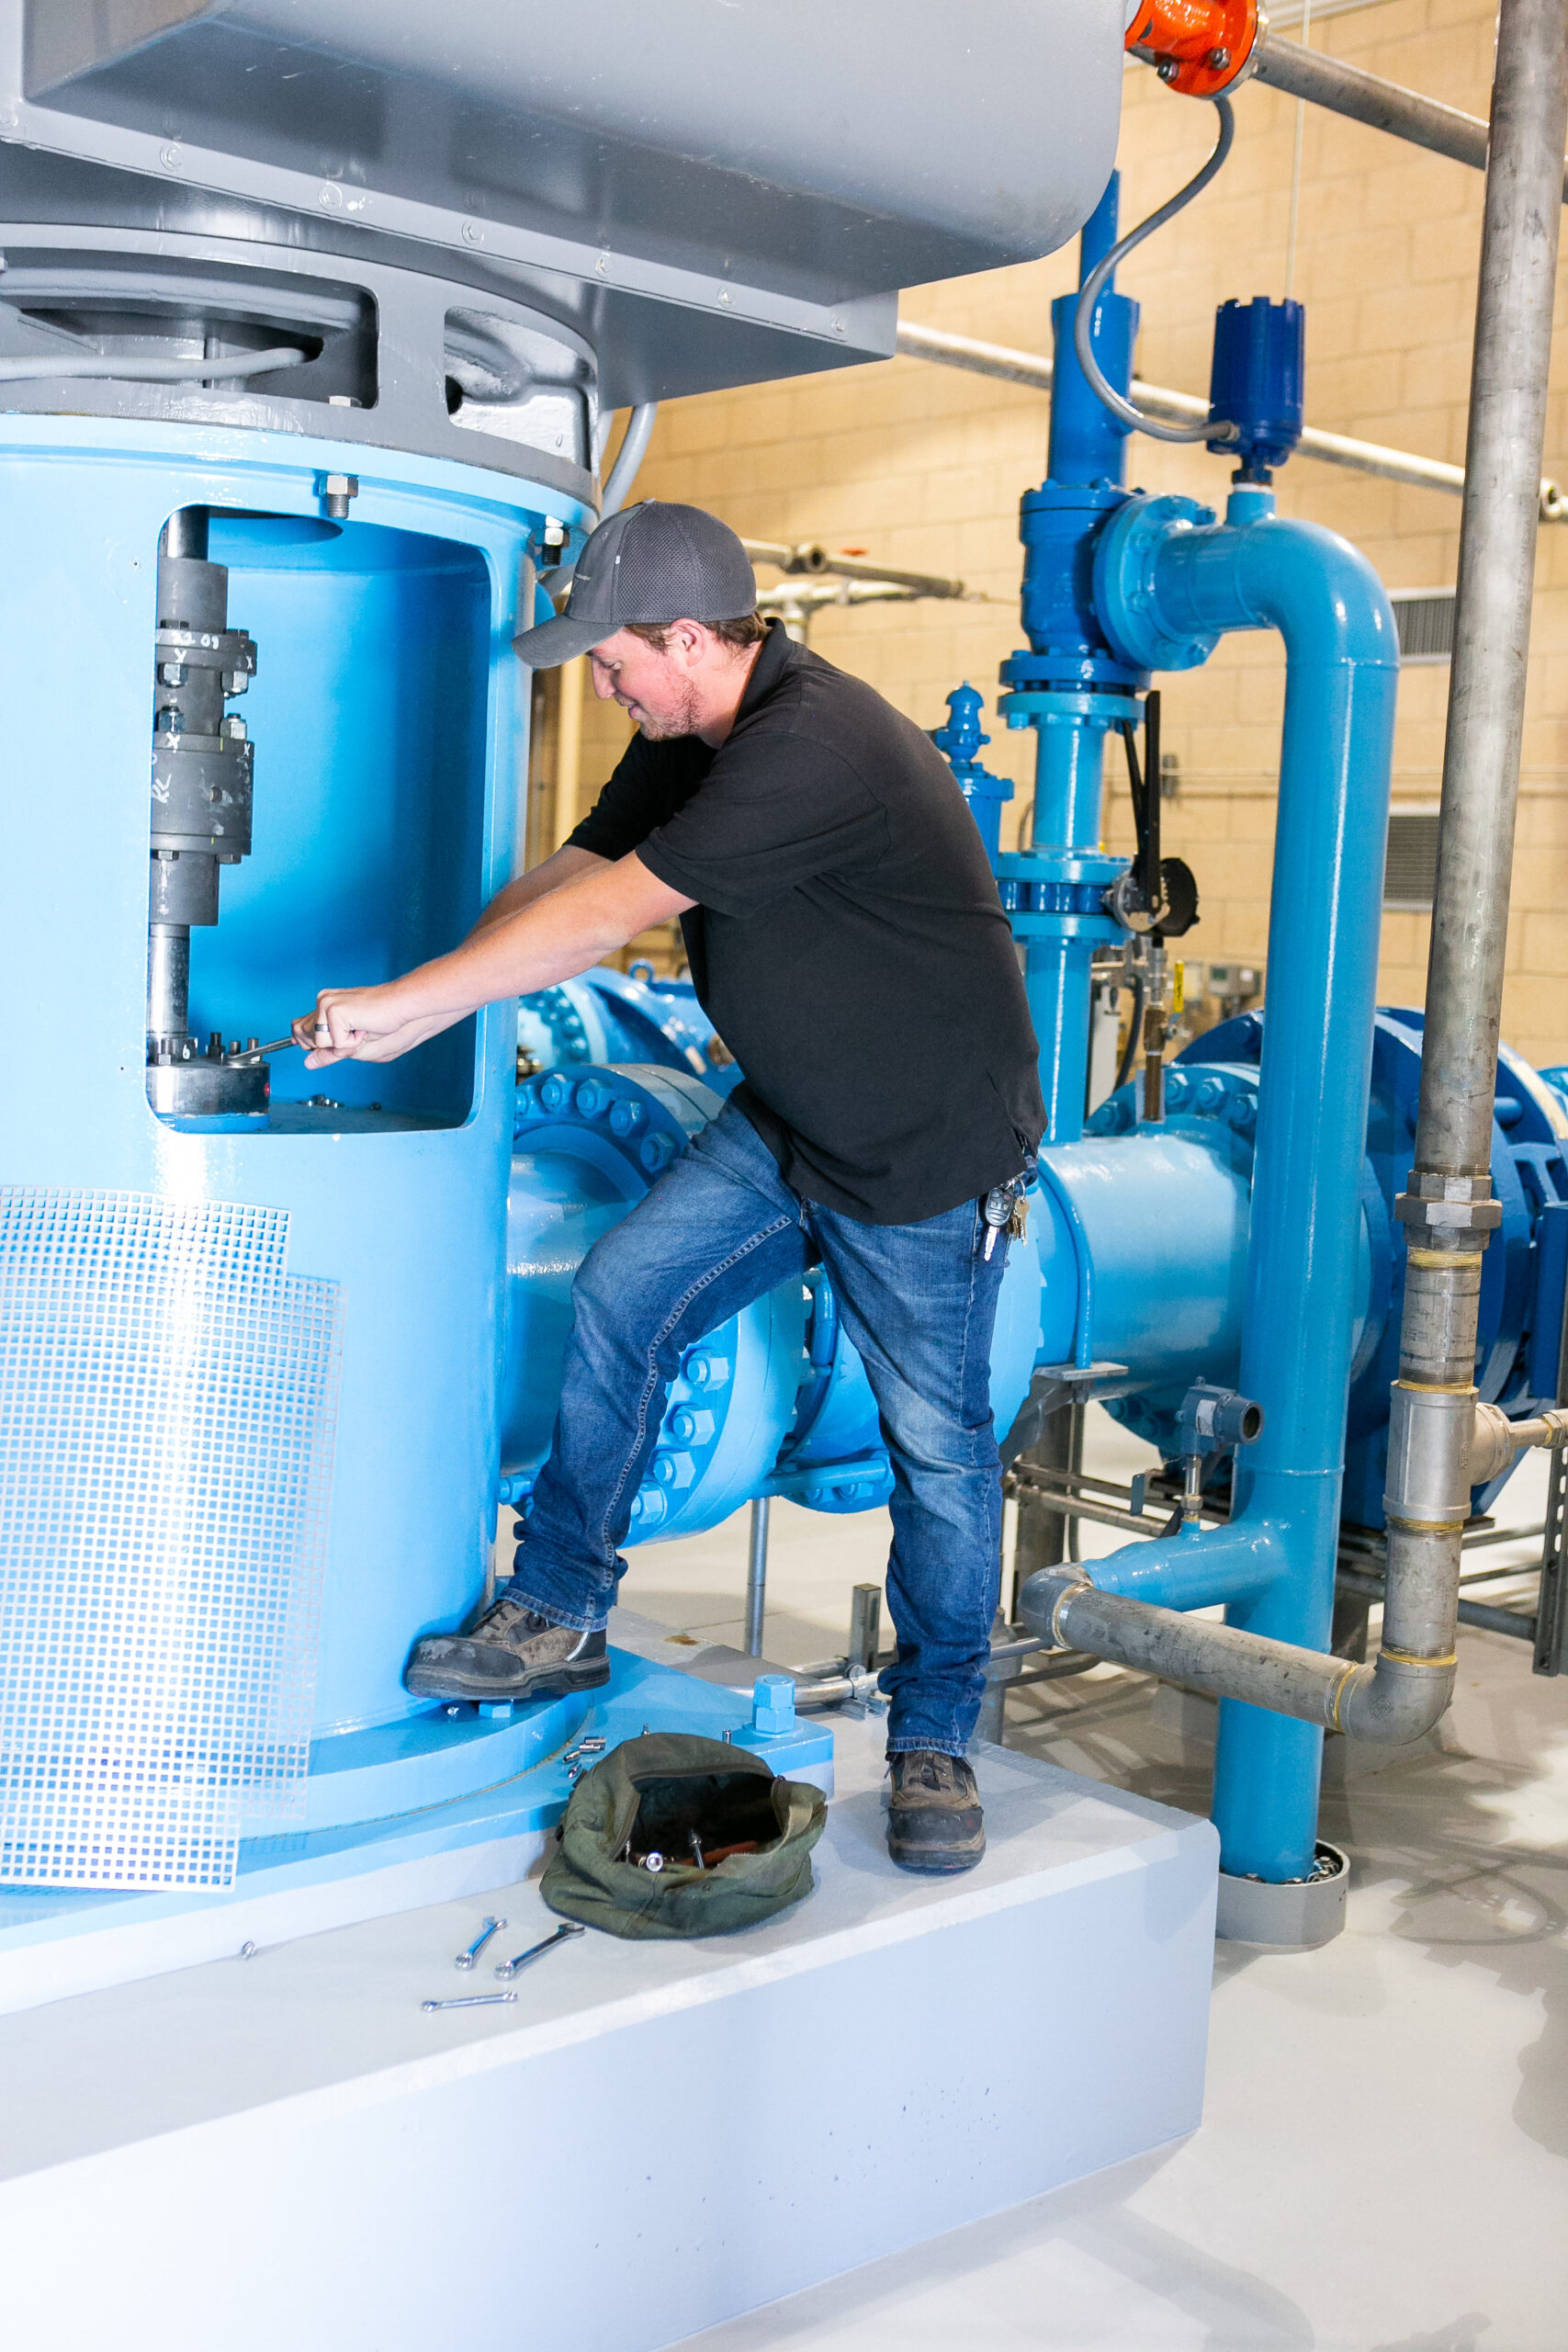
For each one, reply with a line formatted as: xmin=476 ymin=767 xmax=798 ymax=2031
xmin=892 ymin=321 xmax=1568 ymax=519
xmin=743 ymin=1496 xmax=770 ymax=1659
xmin=1416 ymin=1 xmax=1568 ymax=1181
xmin=742 ymin=537 xmax=968 ymax=598
xmin=1010 ymin=1482 xmax=1179 ymax=1540
xmin=1337 ymin=1563 xmax=1538 ymax=1641
xmin=1373 ymin=0 xmax=1568 ymax=1741
xmin=1030 ymin=1573 xmax=1356 ymax=1728
xmin=1029 ymin=1566 xmax=1457 ymax=1743
xmin=1450 ymin=1598 xmax=1537 ymax=1640
xmin=1249 ymin=32 xmax=1506 ymax=177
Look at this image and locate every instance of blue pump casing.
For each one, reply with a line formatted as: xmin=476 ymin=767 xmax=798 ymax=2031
xmin=1082 ymin=1010 xmax=1568 ymax=1526
xmin=518 ymin=967 xmax=744 ymax=1098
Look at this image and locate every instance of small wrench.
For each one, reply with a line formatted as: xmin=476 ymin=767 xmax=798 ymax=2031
xmin=454 ymin=1915 xmax=506 ymax=1972
xmin=422 ymin=1992 xmax=518 ymax=2012
xmin=493 ymin=1921 xmax=585 ymax=1979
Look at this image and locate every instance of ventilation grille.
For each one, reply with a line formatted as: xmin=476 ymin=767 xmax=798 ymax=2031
xmin=1385 ymin=811 xmax=1442 ymax=910
xmin=0 ymin=1191 xmax=341 ymax=1892
xmin=1389 ymin=589 xmax=1455 ymax=665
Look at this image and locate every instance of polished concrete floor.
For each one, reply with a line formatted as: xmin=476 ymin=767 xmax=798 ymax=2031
xmin=612 ymin=1415 xmax=1568 ymax=2352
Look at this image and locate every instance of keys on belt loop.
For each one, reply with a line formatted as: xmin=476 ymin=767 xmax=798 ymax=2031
xmin=982 ymin=1177 xmax=1030 ymax=1262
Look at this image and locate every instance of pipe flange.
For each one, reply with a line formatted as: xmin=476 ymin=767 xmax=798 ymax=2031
xmin=154 ymin=624 xmax=257 ymax=686
xmin=1092 ymin=493 xmax=1220 ymax=675
xmin=514 ymin=1064 xmax=708 ymax=1181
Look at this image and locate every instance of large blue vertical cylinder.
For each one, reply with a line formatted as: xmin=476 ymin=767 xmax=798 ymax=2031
xmin=0 ymin=416 xmax=586 ymax=1765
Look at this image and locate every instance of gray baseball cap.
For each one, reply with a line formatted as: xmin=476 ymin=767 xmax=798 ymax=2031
xmin=514 ymin=500 xmax=759 ymax=667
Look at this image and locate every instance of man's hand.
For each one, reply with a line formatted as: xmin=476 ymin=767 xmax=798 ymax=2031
xmin=292 ymin=985 xmax=458 ymax=1068
xmin=292 ymin=853 xmax=694 ymax=1069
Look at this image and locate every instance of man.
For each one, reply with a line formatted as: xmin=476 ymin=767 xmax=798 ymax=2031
xmin=296 ymin=501 xmax=1043 ymax=1873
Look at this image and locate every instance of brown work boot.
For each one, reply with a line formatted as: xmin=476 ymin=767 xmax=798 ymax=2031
xmin=886 ymin=1749 xmax=986 ymax=1874
xmin=405 ymin=1595 xmax=609 ymax=1704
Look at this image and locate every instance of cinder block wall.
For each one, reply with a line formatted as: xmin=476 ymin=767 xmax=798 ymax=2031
xmin=571 ymin=0 xmax=1568 ymax=1069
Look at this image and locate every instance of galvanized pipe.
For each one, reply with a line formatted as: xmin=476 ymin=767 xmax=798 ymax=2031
xmin=1336 ymin=1563 xmax=1538 ymax=1642
xmin=1014 ymin=1487 xmax=1155 ymax=1540
xmin=1374 ymin=0 xmax=1568 ymax=1740
xmin=892 ymin=321 xmax=1568 ymax=519
xmin=1249 ymin=31 xmax=1506 ymax=176
xmin=1032 ymin=1575 xmax=1357 ymax=1727
xmin=742 ymin=537 xmax=969 ymax=598
xmin=1416 ymin=0 xmax=1567 ymax=1183
xmin=1007 ymin=1475 xmax=1222 ymax=1541
xmin=743 ymin=1495 xmax=770 ymax=1658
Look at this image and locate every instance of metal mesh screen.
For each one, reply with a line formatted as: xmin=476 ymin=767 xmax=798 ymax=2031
xmin=1384 ymin=811 xmax=1442 ymax=911
xmin=1390 ymin=589 xmax=1456 ymax=665
xmin=0 ymin=1190 xmax=341 ymax=1891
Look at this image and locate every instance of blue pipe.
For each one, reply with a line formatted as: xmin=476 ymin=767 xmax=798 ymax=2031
xmin=995 ymin=173 xmax=1141 ymax=1147
xmin=1046 ymin=174 xmax=1135 ymax=489
xmin=1006 ymin=695 xmax=1134 ymax=1144
xmin=1089 ymin=483 xmax=1399 ymax=1881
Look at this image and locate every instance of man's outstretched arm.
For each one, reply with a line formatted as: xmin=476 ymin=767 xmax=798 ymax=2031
xmin=468 ymin=842 xmax=608 ymax=934
xmin=294 ymin=853 xmax=694 ymax=1066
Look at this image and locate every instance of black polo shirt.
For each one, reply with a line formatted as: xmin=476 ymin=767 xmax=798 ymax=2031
xmin=568 ymin=623 xmax=1043 ymax=1226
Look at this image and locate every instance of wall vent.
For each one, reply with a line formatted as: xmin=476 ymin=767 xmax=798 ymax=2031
xmin=1385 ymin=810 xmax=1442 ymax=910
xmin=1389 ymin=588 xmax=1455 ymax=665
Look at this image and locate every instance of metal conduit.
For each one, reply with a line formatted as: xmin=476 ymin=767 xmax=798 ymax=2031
xmin=1030 ymin=0 xmax=1568 ymax=1748
xmin=893 ymin=322 xmax=1568 ymax=520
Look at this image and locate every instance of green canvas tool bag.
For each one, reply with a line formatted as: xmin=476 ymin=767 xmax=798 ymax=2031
xmin=540 ymin=1731 xmax=828 ymax=1939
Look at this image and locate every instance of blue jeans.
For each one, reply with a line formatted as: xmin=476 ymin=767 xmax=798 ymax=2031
xmin=507 ymin=1102 xmax=1011 ymax=1755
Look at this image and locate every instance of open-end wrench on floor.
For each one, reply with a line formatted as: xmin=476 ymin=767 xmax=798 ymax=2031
xmin=494 ymin=1922 xmax=585 ymax=1979
xmin=454 ymin=1916 xmax=506 ymax=1971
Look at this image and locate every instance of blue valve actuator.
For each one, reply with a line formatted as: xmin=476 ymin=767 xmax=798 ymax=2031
xmin=1207 ymin=298 xmax=1305 ymax=484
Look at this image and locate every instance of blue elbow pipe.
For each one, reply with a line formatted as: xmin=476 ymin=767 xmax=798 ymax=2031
xmin=1089 ymin=484 xmax=1400 ymax=1880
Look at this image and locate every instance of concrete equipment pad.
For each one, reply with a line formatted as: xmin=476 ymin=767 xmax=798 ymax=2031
xmin=0 ymin=1707 xmax=1217 ymax=2352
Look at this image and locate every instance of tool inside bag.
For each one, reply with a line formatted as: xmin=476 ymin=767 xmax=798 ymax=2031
xmin=541 ymin=1730 xmax=828 ymax=1940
